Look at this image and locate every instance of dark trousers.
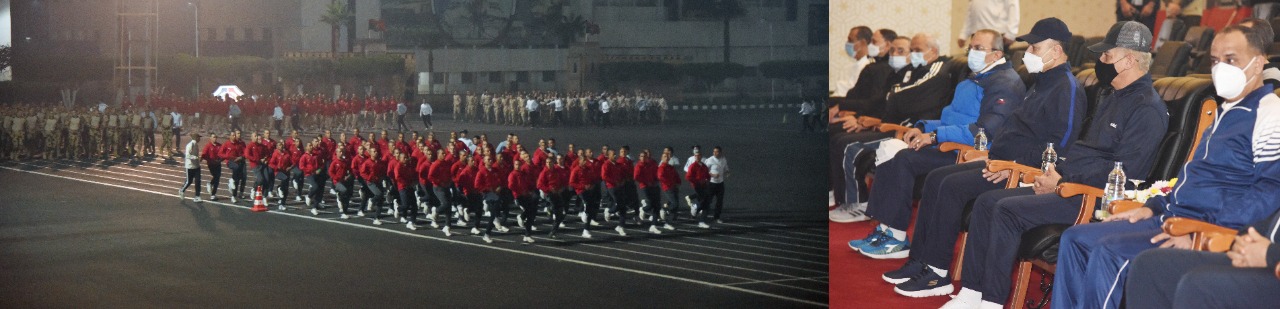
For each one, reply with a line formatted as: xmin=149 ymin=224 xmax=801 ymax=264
xmin=335 ymin=178 xmax=354 ymax=212
xmin=305 ymin=174 xmax=323 ymax=207
xmin=182 ymin=168 xmax=201 ymax=197
xmin=207 ymin=161 xmax=222 ymax=196
xmin=546 ymin=190 xmax=569 ymax=234
xmin=420 ymin=114 xmax=432 ymax=128
xmin=642 ymin=185 xmax=662 ymax=226
xmin=1127 ymin=248 xmax=1280 ymax=309
xmin=864 ymin=148 xmax=958 ymax=230
xmin=230 ymin=116 xmax=241 ymax=131
xmin=517 ymin=194 xmax=537 ymax=236
xmin=663 ymin=187 xmax=684 ymax=221
xmin=290 ymin=115 xmax=301 ymax=131
xmin=707 ymin=182 xmax=725 ymax=220
xmin=1053 ymin=218 xmax=1163 ymax=309
xmin=228 ymin=161 xmax=247 ymax=197
xmin=529 ymin=111 xmax=540 ymax=127
xmin=960 ymin=187 xmax=1081 ymax=303
xmin=464 ymin=192 xmax=482 ymax=227
xmin=366 ymin=179 xmax=385 ymax=220
xmin=829 ymin=130 xmax=894 ymax=205
xmin=400 ymin=188 xmax=417 ymax=223
xmin=906 ymin=162 xmax=995 ymax=270
xmin=433 ymin=185 xmax=453 ymax=226
xmin=274 ymin=171 xmax=291 ymax=203
xmin=495 ymin=188 xmax=513 ymax=225
xmin=483 ymin=192 xmax=501 ymax=233
xmin=395 ymin=114 xmax=408 ymax=132
xmin=251 ymin=165 xmax=269 ymax=195
xmin=272 ymin=119 xmax=283 ymax=137
xmin=172 ymin=128 xmax=181 ymax=150
xmin=601 ymin=113 xmax=611 ymax=128
xmin=692 ymin=182 xmax=712 ymax=222
xmin=582 ymin=187 xmax=603 ymax=227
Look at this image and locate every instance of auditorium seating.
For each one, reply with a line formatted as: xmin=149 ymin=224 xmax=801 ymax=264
xmin=1156 ymin=18 xmax=1187 ymax=50
xmin=1184 ymin=26 xmax=1216 ymax=74
xmin=1151 ymin=41 xmax=1193 ymax=78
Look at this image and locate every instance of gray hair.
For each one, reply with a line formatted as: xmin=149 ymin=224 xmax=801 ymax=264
xmin=973 ymin=29 xmax=1005 ymax=53
xmin=913 ymin=33 xmax=940 ymax=53
xmin=1121 ymin=48 xmax=1153 ymax=72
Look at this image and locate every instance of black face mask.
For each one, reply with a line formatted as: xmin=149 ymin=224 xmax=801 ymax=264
xmin=1094 ymin=57 xmax=1118 ymax=87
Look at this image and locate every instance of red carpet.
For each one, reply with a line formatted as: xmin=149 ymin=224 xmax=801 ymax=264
xmin=829 ymin=205 xmax=1053 ymax=309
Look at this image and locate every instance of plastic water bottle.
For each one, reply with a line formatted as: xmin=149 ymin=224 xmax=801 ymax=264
xmin=974 ymin=128 xmax=988 ymax=151
xmin=1041 ymin=143 xmax=1057 ymax=174
xmin=1099 ymin=161 xmax=1127 ymax=219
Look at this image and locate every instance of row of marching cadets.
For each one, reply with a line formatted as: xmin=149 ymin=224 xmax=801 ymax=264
xmin=183 ymin=128 xmax=730 ymax=244
xmin=829 ymin=16 xmax=1280 ymax=309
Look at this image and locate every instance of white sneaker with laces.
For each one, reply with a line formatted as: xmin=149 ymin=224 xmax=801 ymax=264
xmin=406 ymin=222 xmax=418 ymax=230
xmin=615 ymin=225 xmax=627 ymax=236
xmin=430 ymin=221 xmax=439 ymax=228
xmin=482 ymin=234 xmax=492 ymax=243
xmin=582 ymin=229 xmax=593 ymax=238
xmin=939 ymin=288 xmax=983 ymax=309
xmin=209 ymin=195 xmax=218 ymax=201
xmin=829 ymin=202 xmax=870 ymax=223
xmin=231 ymin=196 xmax=239 ymax=203
xmin=311 ymin=208 xmax=319 ymax=216
xmin=471 ymin=227 xmax=480 ymax=235
xmin=194 ymin=196 xmax=203 ymax=203
xmin=442 ymin=226 xmax=452 ymax=236
xmin=649 ymin=225 xmax=662 ymax=234
xmin=357 ymin=211 xmax=366 ymax=217
xmin=340 ymin=214 xmax=350 ymax=219
xmin=278 ymin=204 xmax=286 ymax=211
xmin=522 ymin=236 xmax=535 ymax=243
xmin=579 ymin=211 xmax=588 ymax=224
xmin=373 ymin=219 xmax=383 ymax=225
xmin=697 ymin=222 xmax=711 ymax=229
xmin=663 ymin=223 xmax=675 ymax=231
xmin=179 ymin=190 xmax=185 ymax=199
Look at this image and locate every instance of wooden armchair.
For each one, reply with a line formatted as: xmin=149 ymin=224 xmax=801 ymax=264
xmin=1010 ymin=182 xmax=1106 ymax=309
xmin=878 ymin=123 xmax=911 ymax=139
xmin=1108 ymin=200 xmax=1235 ymax=252
xmin=950 ymin=160 xmax=1043 ymax=282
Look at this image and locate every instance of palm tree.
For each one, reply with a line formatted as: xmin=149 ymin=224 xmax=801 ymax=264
xmin=686 ymin=0 xmax=747 ymax=63
xmin=320 ymin=1 xmax=354 ymax=54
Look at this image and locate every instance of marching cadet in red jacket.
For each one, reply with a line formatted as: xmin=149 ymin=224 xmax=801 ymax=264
xmin=634 ymin=149 xmax=669 ymax=232
xmin=685 ymin=150 xmax=712 ymax=229
xmin=390 ymin=152 xmax=419 ymax=230
xmin=598 ymin=150 xmax=629 ymax=237
xmin=360 ymin=147 xmax=388 ymax=225
xmin=414 ymin=149 xmax=437 ymax=219
xmin=658 ymin=149 xmax=684 ymax=227
xmin=221 ymin=131 xmax=248 ymax=202
xmin=539 ymin=155 xmax=570 ymax=238
xmin=429 ymin=148 xmax=457 ymax=235
xmin=572 ymin=152 xmax=604 ymax=238
xmin=329 ymin=144 xmax=355 ymax=219
xmin=616 ymin=146 xmax=638 ymax=227
xmin=267 ymin=141 xmax=294 ymax=210
xmin=298 ymin=143 xmax=322 ymax=213
xmin=244 ymin=132 xmax=270 ymax=198
xmin=475 ymin=155 xmax=504 ymax=243
xmin=453 ymin=154 xmax=479 ymax=232
xmin=491 ymin=154 xmax=514 ymax=231
xmin=201 ymin=133 xmax=224 ymax=201
xmin=509 ymin=159 xmax=537 ymax=243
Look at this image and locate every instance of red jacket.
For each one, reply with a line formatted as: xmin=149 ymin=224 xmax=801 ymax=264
xmin=537 ymin=165 xmax=568 ymax=192
xmin=268 ymin=150 xmax=292 ymax=171
xmin=222 ymin=140 xmax=245 ymax=163
xmin=298 ymin=153 xmax=320 ymax=176
xmin=428 ymin=160 xmax=454 ymax=187
xmin=634 ymin=158 xmax=658 ymax=188
xmin=491 ymin=160 xmax=512 ymax=187
xmin=360 ymin=157 xmax=386 ymax=182
xmin=351 ymin=155 xmax=367 ymax=180
xmin=201 ymin=141 xmax=222 ymax=163
xmin=570 ymin=163 xmax=596 ymax=194
xmin=658 ymin=162 xmax=681 ymax=191
xmin=616 ymin=157 xmax=634 ymax=181
xmin=475 ymin=167 xmax=501 ymax=193
xmin=391 ymin=162 xmax=416 ymax=191
xmin=415 ymin=158 xmax=433 ymax=187
xmin=329 ymin=159 xmax=350 ymax=184
xmin=686 ymin=160 xmax=710 ymax=185
xmin=508 ymin=169 xmax=532 ymax=198
xmin=244 ymin=142 xmax=267 ymax=168
xmin=454 ymin=165 xmax=478 ymax=196
xmin=532 ymin=148 xmax=549 ymax=168
xmin=601 ymin=160 xmax=624 ymax=189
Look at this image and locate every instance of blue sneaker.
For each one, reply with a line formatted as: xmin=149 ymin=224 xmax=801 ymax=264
xmin=859 ymin=233 xmax=910 ymax=259
xmin=882 ymin=258 xmax=925 ymax=284
xmin=848 ymin=225 xmax=885 ymax=252
xmin=893 ymin=265 xmax=953 ymax=298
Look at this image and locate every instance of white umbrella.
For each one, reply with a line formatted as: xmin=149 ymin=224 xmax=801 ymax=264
xmin=212 ymin=85 xmax=245 ymax=100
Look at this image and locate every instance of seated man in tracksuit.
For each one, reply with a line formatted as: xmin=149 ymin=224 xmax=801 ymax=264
xmin=1053 ymin=24 xmax=1280 ymax=309
xmin=830 ymin=28 xmax=1026 ymax=225
xmin=850 ymin=18 xmax=1085 ymax=268
xmin=829 ymin=33 xmax=955 ymax=219
xmin=940 ymin=21 xmax=1169 ymax=308
xmin=1125 ymin=208 xmax=1280 ymax=309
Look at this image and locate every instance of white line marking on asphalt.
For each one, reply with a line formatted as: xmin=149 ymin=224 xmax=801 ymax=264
xmin=0 ymin=165 xmax=827 ymax=307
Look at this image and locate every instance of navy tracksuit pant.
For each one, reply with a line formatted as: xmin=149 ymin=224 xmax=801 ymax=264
xmin=896 ymin=161 xmax=994 ymax=270
xmin=1053 ymin=217 xmax=1163 ymax=309
xmin=960 ymin=187 xmax=1080 ymax=304
xmin=1126 ymin=248 xmax=1280 ymax=309
xmin=863 ymin=147 xmax=957 ymax=231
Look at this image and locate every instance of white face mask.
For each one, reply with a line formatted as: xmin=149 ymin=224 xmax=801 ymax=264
xmin=867 ymin=44 xmax=881 ymax=57
xmin=845 ymin=42 xmax=857 ymax=58
xmin=888 ymin=56 xmax=908 ymax=70
xmin=909 ymin=52 xmax=927 ymax=67
xmin=1023 ymin=49 xmax=1055 ymax=73
xmin=968 ymin=49 xmax=989 ymax=72
xmin=1212 ymin=56 xmax=1258 ymax=100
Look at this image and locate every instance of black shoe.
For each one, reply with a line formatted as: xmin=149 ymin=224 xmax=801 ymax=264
xmin=882 ymin=258 xmax=925 ymax=284
xmin=893 ymin=265 xmax=953 ymax=298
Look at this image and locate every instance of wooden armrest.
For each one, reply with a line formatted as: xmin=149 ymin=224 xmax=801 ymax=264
xmin=1057 ymin=183 xmax=1106 ymax=224
xmin=986 ymin=160 xmax=1042 ymax=185
xmin=860 ymin=116 xmax=883 ymax=128
xmin=1108 ymin=200 xmax=1144 ymax=214
xmin=938 ymin=142 xmax=987 ymax=163
xmin=1162 ymin=217 xmax=1238 ymax=253
xmin=938 ymin=142 xmax=972 ymax=153
xmin=878 ymin=123 xmax=912 ymax=139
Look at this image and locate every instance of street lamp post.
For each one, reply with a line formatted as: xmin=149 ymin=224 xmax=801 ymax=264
xmin=189 ymin=2 xmax=200 ymax=98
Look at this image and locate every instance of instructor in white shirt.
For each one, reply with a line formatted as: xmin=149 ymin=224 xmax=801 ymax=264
xmin=419 ymin=100 xmax=433 ymax=129
xmin=703 ymin=146 xmax=728 ymax=223
xmin=179 ymin=132 xmax=204 ymax=203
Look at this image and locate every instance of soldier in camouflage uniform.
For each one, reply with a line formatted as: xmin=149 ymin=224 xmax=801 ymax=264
xmin=67 ymin=110 xmax=84 ymax=159
xmin=9 ymin=109 xmax=26 ymax=160
xmin=160 ymin=108 xmax=174 ymax=156
xmin=88 ymin=110 xmax=103 ymax=158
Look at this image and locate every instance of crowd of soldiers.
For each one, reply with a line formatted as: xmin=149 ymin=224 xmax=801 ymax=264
xmin=451 ymin=91 xmax=670 ymax=127
xmin=2 ymin=102 xmax=189 ymax=160
xmin=183 ymin=129 xmax=729 ymax=243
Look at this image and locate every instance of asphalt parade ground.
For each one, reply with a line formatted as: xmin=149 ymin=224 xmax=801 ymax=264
xmin=0 ymin=109 xmax=828 ymax=308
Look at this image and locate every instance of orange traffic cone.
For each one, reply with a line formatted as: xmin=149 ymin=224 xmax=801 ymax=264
xmin=251 ymin=186 xmax=268 ymax=212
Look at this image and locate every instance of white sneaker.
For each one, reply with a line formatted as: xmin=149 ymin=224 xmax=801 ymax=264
xmin=582 ymin=229 xmax=593 ymax=238
xmin=496 ymin=224 xmax=509 ymax=233
xmin=649 ymin=225 xmax=662 ymax=234
xmin=406 ymin=222 xmax=418 ymax=230
xmin=278 ymin=204 xmax=286 ymax=211
xmin=442 ymin=226 xmax=452 ymax=236
xmin=430 ymin=221 xmax=440 ymax=228
xmin=340 ymin=214 xmax=350 ymax=219
xmin=209 ymin=195 xmax=218 ymax=201
xmin=516 ymin=214 xmax=526 ymax=228
xmin=456 ymin=219 xmax=466 ymax=226
xmin=311 ymin=208 xmax=319 ymax=216
xmin=484 ymin=210 xmax=491 ymax=217
xmin=463 ymin=211 xmax=471 ymax=222
xmin=231 ymin=197 xmax=239 ymax=203
xmin=179 ymin=190 xmax=185 ymax=199
xmin=579 ymin=211 xmax=588 ymax=224
xmin=522 ymin=236 xmax=535 ymax=243
xmin=663 ymin=223 xmax=675 ymax=231
xmin=400 ymin=217 xmax=407 ymax=223
xmin=829 ymin=202 xmax=869 ymax=223
xmin=357 ymin=210 xmax=366 ymax=217
xmin=716 ymin=219 xmax=725 ymax=224
xmin=940 ymin=288 xmax=984 ymax=309
xmin=531 ymin=226 xmax=539 ymax=231
xmin=482 ymin=234 xmax=492 ymax=243
xmin=373 ymin=219 xmax=383 ymax=225
xmin=697 ymin=222 xmax=711 ymax=229
xmin=304 ymin=196 xmax=312 ymax=206
xmin=559 ymin=223 xmax=567 ymax=228
xmin=471 ymin=227 xmax=480 ymax=235
xmin=294 ymin=196 xmax=302 ymax=202
xmin=615 ymin=225 xmax=627 ymax=236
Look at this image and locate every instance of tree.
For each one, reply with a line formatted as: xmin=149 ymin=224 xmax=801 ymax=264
xmin=685 ymin=0 xmax=746 ymax=63
xmin=320 ymin=1 xmax=355 ymax=54
xmin=0 ymin=45 xmax=11 ymax=75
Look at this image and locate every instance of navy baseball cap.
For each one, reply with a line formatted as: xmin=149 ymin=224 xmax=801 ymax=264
xmin=1088 ymin=21 xmax=1153 ymax=53
xmin=1017 ymin=17 xmax=1073 ymax=44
